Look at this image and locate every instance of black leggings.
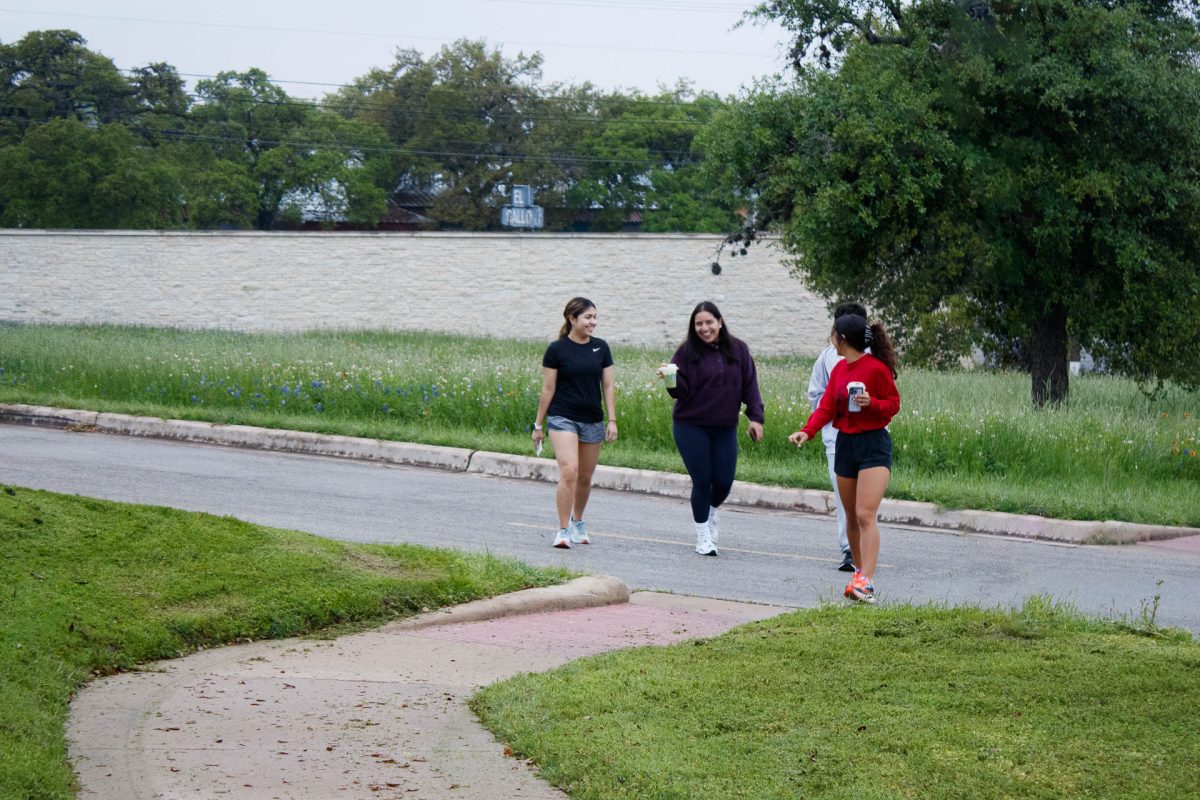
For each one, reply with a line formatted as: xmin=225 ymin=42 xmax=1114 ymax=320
xmin=672 ymin=422 xmax=739 ymax=523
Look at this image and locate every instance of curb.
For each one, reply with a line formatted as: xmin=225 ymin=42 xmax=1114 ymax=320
xmin=3 ymin=402 xmax=1197 ymax=546
xmin=389 ymin=575 xmax=630 ymax=630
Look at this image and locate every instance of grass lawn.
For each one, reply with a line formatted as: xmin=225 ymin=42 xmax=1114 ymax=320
xmin=1 ymin=323 xmax=1197 ymax=527
xmin=0 ymin=484 xmax=573 ymax=800
xmin=472 ymin=600 xmax=1200 ymax=800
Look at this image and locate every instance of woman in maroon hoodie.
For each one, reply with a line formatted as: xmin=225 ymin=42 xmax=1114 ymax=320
xmin=789 ymin=314 xmax=900 ymax=604
xmin=659 ymin=301 xmax=764 ymax=556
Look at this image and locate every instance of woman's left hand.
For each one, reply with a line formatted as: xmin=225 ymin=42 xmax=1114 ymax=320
xmin=747 ymin=421 xmax=764 ymax=442
xmin=605 ymin=420 xmax=618 ymax=442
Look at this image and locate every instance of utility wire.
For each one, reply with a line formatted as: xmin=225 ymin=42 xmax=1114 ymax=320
xmin=0 ymin=6 xmax=770 ymax=57
xmin=167 ymin=85 xmax=720 ymax=126
xmin=0 ymin=111 xmax=705 ymax=167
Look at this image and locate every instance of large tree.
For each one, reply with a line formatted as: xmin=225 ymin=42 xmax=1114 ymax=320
xmin=0 ymin=29 xmax=135 ymax=142
xmin=707 ymin=0 xmax=1200 ymax=404
xmin=569 ymin=83 xmax=743 ymax=233
xmin=0 ymin=117 xmax=183 ymax=228
xmin=329 ymin=40 xmax=553 ymax=230
xmin=190 ymin=69 xmax=389 ymax=229
xmin=331 ymin=43 xmax=742 ymax=232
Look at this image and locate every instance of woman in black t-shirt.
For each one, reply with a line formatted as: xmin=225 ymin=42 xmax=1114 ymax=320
xmin=532 ymin=297 xmax=618 ymax=549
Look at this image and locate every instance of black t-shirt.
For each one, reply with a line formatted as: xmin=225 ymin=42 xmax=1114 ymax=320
xmin=542 ymin=336 xmax=613 ymax=423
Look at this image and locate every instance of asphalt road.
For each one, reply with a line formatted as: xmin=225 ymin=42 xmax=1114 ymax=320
xmin=3 ymin=424 xmax=1199 ymax=632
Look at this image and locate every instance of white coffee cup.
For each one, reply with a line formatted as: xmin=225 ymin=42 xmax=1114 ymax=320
xmin=847 ymin=381 xmax=866 ymax=412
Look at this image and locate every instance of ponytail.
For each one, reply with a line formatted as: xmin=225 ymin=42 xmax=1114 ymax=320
xmin=833 ymin=314 xmax=898 ymax=378
xmin=868 ymin=322 xmax=898 ymax=378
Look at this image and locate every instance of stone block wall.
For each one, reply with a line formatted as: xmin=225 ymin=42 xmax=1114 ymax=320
xmin=0 ymin=230 xmax=835 ymax=356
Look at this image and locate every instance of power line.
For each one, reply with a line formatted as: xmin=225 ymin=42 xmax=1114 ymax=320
xmin=0 ymin=112 xmax=705 ymax=168
xmin=149 ymin=127 xmax=703 ymax=167
xmin=170 ymin=88 xmax=717 ymax=130
xmin=0 ymin=6 xmax=769 ymax=58
xmin=167 ymin=70 xmax=730 ymax=113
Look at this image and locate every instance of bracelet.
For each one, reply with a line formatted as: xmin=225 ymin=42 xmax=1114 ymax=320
xmin=532 ymin=423 xmax=542 ymax=431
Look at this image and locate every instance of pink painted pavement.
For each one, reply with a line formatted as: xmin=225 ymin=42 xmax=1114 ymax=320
xmin=406 ymin=597 xmax=781 ymax=657
xmin=1137 ymin=533 xmax=1200 ymax=555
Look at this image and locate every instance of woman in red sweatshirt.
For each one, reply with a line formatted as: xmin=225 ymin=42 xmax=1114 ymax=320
xmin=788 ymin=314 xmax=899 ymax=604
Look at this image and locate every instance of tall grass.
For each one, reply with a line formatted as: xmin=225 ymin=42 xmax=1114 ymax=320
xmin=1 ymin=323 xmax=1196 ymax=526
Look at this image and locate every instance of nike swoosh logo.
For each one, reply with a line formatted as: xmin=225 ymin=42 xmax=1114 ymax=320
xmin=593 ymin=347 xmax=601 ymax=352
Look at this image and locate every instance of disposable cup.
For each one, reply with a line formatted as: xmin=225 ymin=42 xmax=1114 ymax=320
xmin=660 ymin=363 xmax=678 ymax=389
xmin=847 ymin=381 xmax=866 ymax=412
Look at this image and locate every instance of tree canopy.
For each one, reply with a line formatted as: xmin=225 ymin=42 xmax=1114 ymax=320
xmin=327 ymin=40 xmax=743 ymax=231
xmin=0 ymin=31 xmax=741 ymax=233
xmin=706 ymin=0 xmax=1200 ymax=403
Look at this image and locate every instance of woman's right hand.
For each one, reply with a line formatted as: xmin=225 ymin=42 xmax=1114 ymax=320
xmin=788 ymin=430 xmax=809 ymax=448
xmin=532 ymin=427 xmax=544 ymax=447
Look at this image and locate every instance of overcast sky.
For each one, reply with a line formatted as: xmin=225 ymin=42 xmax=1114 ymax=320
xmin=3 ymin=1 xmax=794 ymax=99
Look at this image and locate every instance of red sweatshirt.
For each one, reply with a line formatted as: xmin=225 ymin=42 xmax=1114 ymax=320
xmin=801 ymin=354 xmax=899 ymax=439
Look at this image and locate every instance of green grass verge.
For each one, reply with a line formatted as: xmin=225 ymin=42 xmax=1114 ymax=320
xmin=0 ymin=323 xmax=1197 ymax=526
xmin=472 ymin=600 xmax=1200 ymax=800
xmin=0 ymin=485 xmax=573 ymax=800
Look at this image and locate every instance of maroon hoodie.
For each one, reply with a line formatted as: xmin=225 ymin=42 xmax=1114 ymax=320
xmin=666 ymin=337 xmax=765 ymax=427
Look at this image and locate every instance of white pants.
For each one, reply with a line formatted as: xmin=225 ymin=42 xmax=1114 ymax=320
xmin=823 ymin=430 xmax=849 ymax=554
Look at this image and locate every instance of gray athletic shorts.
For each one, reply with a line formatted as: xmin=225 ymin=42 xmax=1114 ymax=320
xmin=546 ymin=415 xmax=605 ymax=444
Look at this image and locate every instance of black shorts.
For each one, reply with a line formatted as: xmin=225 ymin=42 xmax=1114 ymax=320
xmin=834 ymin=428 xmax=893 ymax=478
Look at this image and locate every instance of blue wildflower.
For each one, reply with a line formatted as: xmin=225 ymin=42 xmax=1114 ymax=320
xmin=315 ymin=402 xmax=323 ymax=412
xmin=432 ymin=384 xmax=439 ymax=398
xmin=311 ymin=380 xmax=324 ymax=389
xmin=381 ymin=403 xmax=390 ymax=413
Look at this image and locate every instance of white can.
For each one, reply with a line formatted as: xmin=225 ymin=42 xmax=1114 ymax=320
xmin=847 ymin=381 xmax=866 ymax=412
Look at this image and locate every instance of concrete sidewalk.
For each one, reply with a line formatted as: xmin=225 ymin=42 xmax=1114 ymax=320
xmin=3 ymin=403 xmax=1197 ymax=544
xmin=68 ymin=578 xmax=789 ymax=800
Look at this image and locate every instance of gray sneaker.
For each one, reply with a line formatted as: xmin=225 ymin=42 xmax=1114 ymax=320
xmin=570 ymin=518 xmax=590 ymax=545
xmin=552 ymin=528 xmax=571 ymax=548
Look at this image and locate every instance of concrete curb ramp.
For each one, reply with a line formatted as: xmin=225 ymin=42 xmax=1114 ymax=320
xmin=66 ymin=579 xmax=793 ymax=800
xmin=390 ymin=575 xmax=630 ymax=630
xmin=3 ymin=402 xmax=1196 ymax=545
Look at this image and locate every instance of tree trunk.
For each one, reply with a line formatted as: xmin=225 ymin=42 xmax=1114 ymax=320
xmin=1030 ymin=303 xmax=1069 ymax=407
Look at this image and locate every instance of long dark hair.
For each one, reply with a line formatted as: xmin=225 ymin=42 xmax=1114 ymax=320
xmin=559 ymin=296 xmax=595 ymax=338
xmin=834 ymin=314 xmax=898 ymax=378
xmin=683 ymin=301 xmax=737 ymax=363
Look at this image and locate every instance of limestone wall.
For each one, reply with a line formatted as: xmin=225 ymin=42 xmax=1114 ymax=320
xmin=0 ymin=230 xmax=834 ymax=356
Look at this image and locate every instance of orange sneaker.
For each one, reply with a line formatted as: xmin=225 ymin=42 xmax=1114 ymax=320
xmin=844 ymin=572 xmax=876 ymax=604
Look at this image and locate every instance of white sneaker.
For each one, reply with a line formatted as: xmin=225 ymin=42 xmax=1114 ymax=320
xmin=708 ymin=506 xmax=719 ymax=547
xmin=694 ymin=521 xmax=717 ymax=556
xmin=552 ymin=528 xmax=571 ymax=548
xmin=569 ymin=518 xmax=590 ymax=545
